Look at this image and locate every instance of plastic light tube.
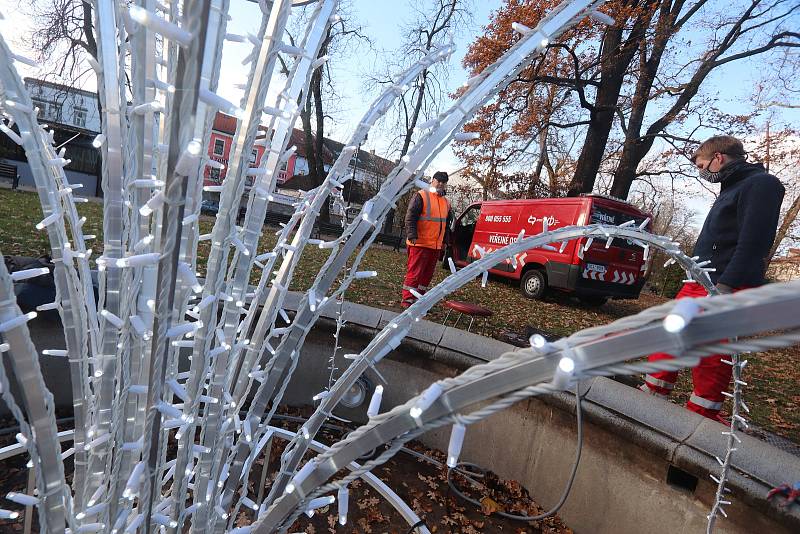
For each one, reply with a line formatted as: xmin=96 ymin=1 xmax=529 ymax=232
xmin=512 ymin=22 xmax=533 ymax=34
xmin=280 ymin=145 xmax=297 ymax=163
xmin=529 ymin=334 xmax=548 ymax=352
xmin=0 ymin=124 xmax=23 ymax=145
xmin=306 ymin=495 xmax=335 ymax=512
xmin=35 ymin=212 xmax=60 ymax=230
xmin=241 ymin=496 xmax=258 ymax=511
xmin=447 ymin=423 xmax=466 ymax=468
xmin=551 ymin=357 xmax=575 ymax=390
xmin=166 ymin=379 xmax=189 ymax=401
xmin=129 ymin=6 xmax=192 ymax=46
xmin=286 ymin=461 xmax=316 ymax=494
xmin=367 ymin=385 xmax=383 ymax=418
xmin=116 ymin=253 xmax=160 ymax=268
xmin=663 ymin=299 xmax=701 ymax=333
xmin=155 ymin=401 xmax=183 ymax=419
xmin=4 ymin=100 xmax=33 ymax=113
xmin=100 ymin=310 xmax=124 ymax=329
xmin=453 ymin=132 xmax=480 ymax=142
xmin=589 ymin=9 xmax=615 ymax=25
xmin=140 ymin=192 xmax=164 ymax=216
xmin=354 ymin=271 xmax=377 ymax=279
xmin=10 ymin=267 xmax=49 ymax=281
xmin=178 ymin=262 xmax=202 ymax=293
xmin=86 ymin=432 xmax=110 ymax=449
xmin=166 ymin=321 xmax=200 ymax=338
xmin=6 ymin=492 xmax=39 ymax=506
xmin=0 ymin=509 xmax=19 ymax=520
xmin=42 ymin=349 xmax=68 ymax=357
xmin=410 ymin=383 xmax=443 ymax=419
xmin=0 ymin=312 xmax=37 ymax=333
xmin=230 ymin=236 xmax=250 ymax=256
xmin=414 ymin=179 xmax=435 ymax=192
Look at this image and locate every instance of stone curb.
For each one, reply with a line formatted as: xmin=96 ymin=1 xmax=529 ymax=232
xmin=281 ymin=293 xmax=800 ymax=530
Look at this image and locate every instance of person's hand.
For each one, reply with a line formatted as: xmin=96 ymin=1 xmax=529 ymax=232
xmin=715 ymin=283 xmax=734 ymax=294
xmin=409 ymin=238 xmax=416 ymax=245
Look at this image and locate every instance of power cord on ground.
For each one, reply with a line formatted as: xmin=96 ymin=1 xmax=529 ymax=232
xmin=445 ymin=383 xmax=584 ymax=523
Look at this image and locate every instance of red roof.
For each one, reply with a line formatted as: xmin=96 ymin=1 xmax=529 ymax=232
xmin=211 ymin=112 xmax=395 ymax=174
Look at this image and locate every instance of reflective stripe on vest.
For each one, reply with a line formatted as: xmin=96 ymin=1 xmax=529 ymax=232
xmin=408 ymin=189 xmax=449 ymax=249
xmin=688 ymin=394 xmax=723 ymax=411
xmin=645 ymin=375 xmax=675 ymax=390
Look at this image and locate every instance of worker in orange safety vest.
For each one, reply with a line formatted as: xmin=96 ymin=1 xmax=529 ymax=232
xmin=401 ymin=171 xmax=453 ymax=308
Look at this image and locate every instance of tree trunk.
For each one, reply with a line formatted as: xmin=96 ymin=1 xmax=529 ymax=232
xmin=567 ymin=27 xmax=634 ymax=196
xmin=768 ymin=193 xmax=800 ymax=263
xmin=310 ymin=68 xmax=330 ymax=223
xmin=610 ymin=1 xmax=675 ymax=199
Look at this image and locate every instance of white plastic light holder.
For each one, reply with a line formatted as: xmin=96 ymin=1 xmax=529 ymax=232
xmin=551 ymin=356 xmax=575 ymax=390
xmin=337 ymin=486 xmax=348 ymax=525
xmin=663 ymin=298 xmax=701 ymax=333
xmin=447 ymin=423 xmax=466 ymax=468
xmin=409 ymin=382 xmax=443 ymax=419
xmin=366 ymin=385 xmax=383 ymax=418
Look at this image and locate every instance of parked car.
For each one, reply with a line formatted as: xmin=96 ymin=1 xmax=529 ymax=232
xmin=446 ymin=194 xmax=652 ymax=305
xmin=201 ymin=200 xmax=219 ymax=215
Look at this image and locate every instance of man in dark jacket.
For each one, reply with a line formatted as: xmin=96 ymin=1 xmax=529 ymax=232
xmin=642 ymin=135 xmax=785 ymax=421
xmin=400 ymin=171 xmax=453 ymax=307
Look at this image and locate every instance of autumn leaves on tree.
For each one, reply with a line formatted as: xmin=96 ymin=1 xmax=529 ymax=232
xmin=454 ymin=0 xmax=799 ymax=202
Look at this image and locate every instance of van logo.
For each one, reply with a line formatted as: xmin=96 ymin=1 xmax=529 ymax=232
xmin=592 ymin=212 xmax=616 ymax=224
xmin=528 ymin=215 xmax=558 ymax=227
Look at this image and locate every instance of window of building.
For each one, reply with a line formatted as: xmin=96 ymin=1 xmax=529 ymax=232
xmin=249 ymin=149 xmax=258 ymax=165
xmin=73 ymin=106 xmax=87 ymax=128
xmin=213 ymin=138 xmax=225 ymax=156
xmin=48 ymin=102 xmax=62 ymax=122
xmin=209 ymin=167 xmax=221 ymax=183
xmin=31 ymin=98 xmax=47 ymax=117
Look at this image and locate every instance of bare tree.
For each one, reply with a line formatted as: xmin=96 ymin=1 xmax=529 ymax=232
xmin=370 ymin=0 xmax=470 ymax=233
xmin=29 ymin=0 xmax=98 ymax=85
xmin=609 ymin=0 xmax=800 ymax=199
xmin=288 ymin=3 xmax=370 ymax=223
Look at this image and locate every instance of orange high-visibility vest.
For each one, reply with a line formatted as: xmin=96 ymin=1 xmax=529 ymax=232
xmin=408 ymin=189 xmax=449 ymax=250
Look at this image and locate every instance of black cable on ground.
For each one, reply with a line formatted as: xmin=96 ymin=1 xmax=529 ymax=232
xmin=445 ymin=384 xmax=585 ymax=523
xmin=405 ymin=518 xmax=429 ymax=534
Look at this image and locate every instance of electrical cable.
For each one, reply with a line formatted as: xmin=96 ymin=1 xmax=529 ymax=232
xmin=445 ymin=383 xmax=584 ymax=523
xmin=405 ymin=518 xmax=429 ymax=534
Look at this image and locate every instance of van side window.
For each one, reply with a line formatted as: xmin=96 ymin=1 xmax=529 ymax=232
xmin=460 ymin=205 xmax=480 ymax=226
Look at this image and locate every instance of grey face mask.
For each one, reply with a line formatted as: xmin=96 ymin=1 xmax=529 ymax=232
xmin=699 ymin=161 xmax=722 ymax=183
xmin=699 ymin=167 xmax=722 ymax=183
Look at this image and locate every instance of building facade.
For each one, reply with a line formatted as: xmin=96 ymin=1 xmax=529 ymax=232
xmin=0 ymin=79 xmax=101 ymax=195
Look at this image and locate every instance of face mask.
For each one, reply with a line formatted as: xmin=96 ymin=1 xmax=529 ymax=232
xmin=698 ymin=156 xmax=723 ymax=183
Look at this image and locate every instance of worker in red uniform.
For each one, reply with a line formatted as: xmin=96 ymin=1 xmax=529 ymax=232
xmin=401 ymin=171 xmax=453 ymax=308
xmin=641 ymin=136 xmax=785 ymax=421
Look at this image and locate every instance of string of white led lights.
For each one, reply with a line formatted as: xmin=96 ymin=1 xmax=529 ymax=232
xmin=260 ymin=281 xmax=800 ymax=532
xmin=0 ymin=0 xmax=783 ymax=531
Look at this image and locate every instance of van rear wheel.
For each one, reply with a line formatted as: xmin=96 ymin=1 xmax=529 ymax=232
xmin=520 ymin=269 xmax=547 ymax=300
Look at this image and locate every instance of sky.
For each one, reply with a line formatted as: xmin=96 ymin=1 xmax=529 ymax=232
xmin=1 ymin=0 xmax=797 ymax=230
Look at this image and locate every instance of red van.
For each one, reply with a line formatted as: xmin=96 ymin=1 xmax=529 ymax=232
xmin=447 ymin=194 xmax=651 ymax=305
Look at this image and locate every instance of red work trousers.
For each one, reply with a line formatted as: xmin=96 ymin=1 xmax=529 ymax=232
xmin=401 ymin=246 xmax=440 ymax=306
xmin=643 ymin=282 xmax=734 ymax=420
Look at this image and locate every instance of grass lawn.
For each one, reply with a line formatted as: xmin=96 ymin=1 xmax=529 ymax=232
xmin=1 ymin=187 xmax=798 ymax=443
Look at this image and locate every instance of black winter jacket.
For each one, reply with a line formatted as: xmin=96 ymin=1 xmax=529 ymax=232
xmin=692 ymin=160 xmax=785 ymax=288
